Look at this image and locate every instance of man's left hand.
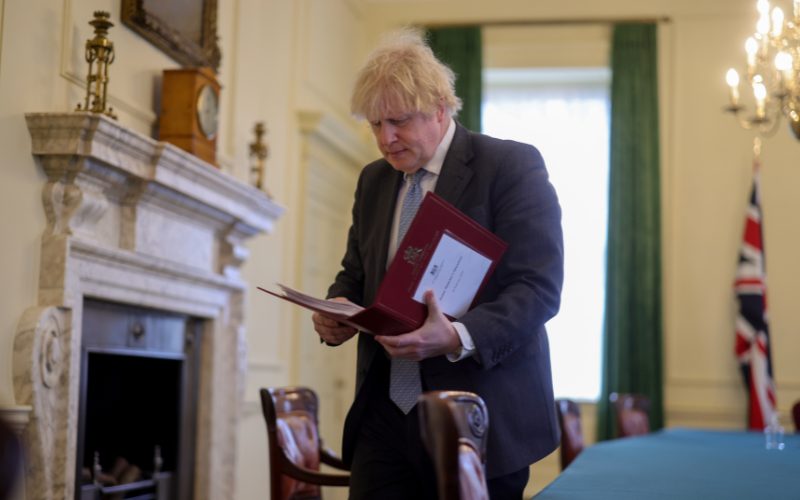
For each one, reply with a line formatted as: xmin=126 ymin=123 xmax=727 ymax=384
xmin=374 ymin=290 xmax=461 ymax=361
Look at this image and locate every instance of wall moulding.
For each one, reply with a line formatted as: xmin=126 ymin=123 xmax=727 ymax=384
xmin=297 ymin=109 xmax=373 ymax=168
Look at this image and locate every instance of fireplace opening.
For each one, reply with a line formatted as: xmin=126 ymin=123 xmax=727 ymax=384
xmin=76 ymin=300 xmax=202 ymax=500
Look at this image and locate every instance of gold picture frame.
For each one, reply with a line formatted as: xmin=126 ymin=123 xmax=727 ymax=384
xmin=121 ymin=0 xmax=221 ymax=71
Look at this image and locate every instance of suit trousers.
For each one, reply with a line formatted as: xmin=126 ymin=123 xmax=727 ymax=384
xmin=348 ymin=353 xmax=438 ymax=500
xmin=347 ymin=354 xmax=531 ymax=500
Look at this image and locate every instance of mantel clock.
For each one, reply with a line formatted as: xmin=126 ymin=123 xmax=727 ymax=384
xmin=159 ymin=67 xmax=221 ymax=166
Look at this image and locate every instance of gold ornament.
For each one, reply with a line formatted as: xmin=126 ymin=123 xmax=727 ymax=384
xmin=249 ymin=122 xmax=270 ymax=193
xmin=75 ymin=11 xmax=117 ymax=119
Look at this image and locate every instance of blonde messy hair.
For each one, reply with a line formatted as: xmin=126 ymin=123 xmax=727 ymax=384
xmin=350 ymin=27 xmax=462 ymax=121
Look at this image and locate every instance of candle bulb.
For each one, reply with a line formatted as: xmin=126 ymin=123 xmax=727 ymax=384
xmin=757 ymin=0 xmax=771 ymax=16
xmin=771 ymin=7 xmax=784 ymax=37
xmin=756 ymin=0 xmax=771 ymax=55
xmin=726 ymin=68 xmax=741 ymax=106
xmin=753 ymin=78 xmax=767 ymax=119
xmin=757 ymin=13 xmax=771 ymax=37
xmin=757 ymin=19 xmax=770 ymax=56
xmin=775 ymin=51 xmax=794 ymax=91
xmin=746 ymin=37 xmax=759 ymax=74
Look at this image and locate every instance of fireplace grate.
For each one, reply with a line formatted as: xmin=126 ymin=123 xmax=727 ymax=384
xmin=76 ymin=300 xmax=201 ymax=500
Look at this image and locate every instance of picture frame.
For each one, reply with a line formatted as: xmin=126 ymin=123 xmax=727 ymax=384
xmin=121 ymin=0 xmax=221 ymax=72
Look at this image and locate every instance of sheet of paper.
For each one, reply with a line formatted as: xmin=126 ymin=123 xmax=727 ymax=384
xmin=412 ymin=233 xmax=492 ymax=318
xmin=276 ymin=283 xmax=364 ymax=317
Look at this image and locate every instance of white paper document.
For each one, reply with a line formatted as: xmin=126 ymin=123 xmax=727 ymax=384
xmin=412 ymin=233 xmax=492 ymax=318
xmin=276 ymin=283 xmax=364 ymax=317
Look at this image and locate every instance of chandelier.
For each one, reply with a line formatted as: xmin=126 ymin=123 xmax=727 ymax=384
xmin=725 ymin=0 xmax=800 ymax=138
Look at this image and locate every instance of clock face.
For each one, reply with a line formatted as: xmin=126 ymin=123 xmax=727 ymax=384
xmin=196 ymin=84 xmax=219 ymax=139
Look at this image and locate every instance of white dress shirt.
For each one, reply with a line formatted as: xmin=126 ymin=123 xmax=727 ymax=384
xmin=386 ymin=118 xmax=475 ymax=361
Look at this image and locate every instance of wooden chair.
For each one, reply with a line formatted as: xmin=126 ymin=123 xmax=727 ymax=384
xmin=792 ymin=400 xmax=800 ymax=433
xmin=418 ymin=391 xmax=490 ymax=500
xmin=555 ymin=399 xmax=584 ymax=469
xmin=259 ymin=387 xmax=349 ymax=500
xmin=609 ymin=392 xmax=651 ymax=438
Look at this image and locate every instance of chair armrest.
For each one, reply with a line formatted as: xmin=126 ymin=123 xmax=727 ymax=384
xmin=320 ymin=445 xmax=348 ymax=471
xmin=279 ymin=455 xmax=350 ymax=487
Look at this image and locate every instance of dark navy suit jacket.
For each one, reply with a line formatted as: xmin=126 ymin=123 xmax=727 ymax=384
xmin=328 ymin=122 xmax=564 ymax=478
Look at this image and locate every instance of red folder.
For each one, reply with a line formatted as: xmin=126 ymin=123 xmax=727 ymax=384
xmin=259 ymin=192 xmax=507 ymax=335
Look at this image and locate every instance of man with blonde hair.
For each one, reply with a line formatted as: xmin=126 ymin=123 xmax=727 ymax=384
xmin=313 ymin=28 xmax=563 ymax=499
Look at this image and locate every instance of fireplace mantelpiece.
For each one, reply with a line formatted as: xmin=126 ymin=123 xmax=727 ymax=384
xmin=13 ymin=113 xmax=283 ymax=500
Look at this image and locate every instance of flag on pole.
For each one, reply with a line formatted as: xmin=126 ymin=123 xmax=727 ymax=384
xmin=733 ymin=167 xmax=776 ymax=430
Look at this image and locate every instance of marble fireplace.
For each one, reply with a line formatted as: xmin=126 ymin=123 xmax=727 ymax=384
xmin=13 ymin=113 xmax=283 ymax=500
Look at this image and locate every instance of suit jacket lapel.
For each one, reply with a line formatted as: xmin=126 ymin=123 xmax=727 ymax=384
xmin=366 ymin=123 xmax=472 ymax=299
xmin=366 ymin=166 xmax=403 ymax=297
xmin=435 ymin=123 xmax=474 ymax=207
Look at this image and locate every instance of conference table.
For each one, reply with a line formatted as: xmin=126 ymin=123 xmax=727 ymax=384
xmin=533 ymin=428 xmax=799 ymax=499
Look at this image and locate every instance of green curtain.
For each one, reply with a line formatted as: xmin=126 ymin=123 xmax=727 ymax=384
xmin=427 ymin=26 xmax=483 ymax=132
xmin=597 ymin=23 xmax=664 ymax=441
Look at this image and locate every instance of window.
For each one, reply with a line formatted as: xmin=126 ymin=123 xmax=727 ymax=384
xmin=482 ymin=67 xmax=610 ymax=401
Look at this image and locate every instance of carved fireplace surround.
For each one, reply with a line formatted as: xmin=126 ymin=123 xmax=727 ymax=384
xmin=13 ymin=113 xmax=283 ymax=500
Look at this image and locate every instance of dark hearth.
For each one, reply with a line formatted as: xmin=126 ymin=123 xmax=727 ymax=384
xmin=76 ymin=300 xmax=201 ymax=500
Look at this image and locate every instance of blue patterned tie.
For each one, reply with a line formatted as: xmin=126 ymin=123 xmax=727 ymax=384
xmin=390 ymin=169 xmax=426 ymax=414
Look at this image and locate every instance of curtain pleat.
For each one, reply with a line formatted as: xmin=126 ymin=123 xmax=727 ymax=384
xmin=598 ymin=23 xmax=664 ymax=441
xmin=427 ymin=26 xmax=483 ymax=132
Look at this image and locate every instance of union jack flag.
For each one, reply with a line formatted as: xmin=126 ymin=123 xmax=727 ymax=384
xmin=733 ymin=168 xmax=776 ymax=430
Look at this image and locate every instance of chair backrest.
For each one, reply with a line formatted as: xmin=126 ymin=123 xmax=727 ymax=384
xmin=418 ymin=391 xmax=490 ymax=500
xmin=260 ymin=387 xmax=349 ymax=500
xmin=609 ymin=392 xmax=651 ymax=438
xmin=792 ymin=400 xmax=800 ymax=433
xmin=555 ymin=399 xmax=584 ymax=469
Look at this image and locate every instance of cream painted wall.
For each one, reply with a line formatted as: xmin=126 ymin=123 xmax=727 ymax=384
xmin=2 ymin=0 xmax=800 ymax=498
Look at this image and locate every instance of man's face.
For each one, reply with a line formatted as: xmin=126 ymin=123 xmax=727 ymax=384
xmin=369 ymin=105 xmax=448 ymax=174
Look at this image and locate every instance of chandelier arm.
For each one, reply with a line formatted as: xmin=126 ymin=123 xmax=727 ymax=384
xmin=723 ymin=2 xmax=800 ymax=141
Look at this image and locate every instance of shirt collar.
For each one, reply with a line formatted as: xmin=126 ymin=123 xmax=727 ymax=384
xmin=417 ymin=117 xmax=455 ymax=178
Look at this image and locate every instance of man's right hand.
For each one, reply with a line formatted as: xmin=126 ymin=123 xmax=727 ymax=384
xmin=312 ymin=297 xmax=358 ymax=345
